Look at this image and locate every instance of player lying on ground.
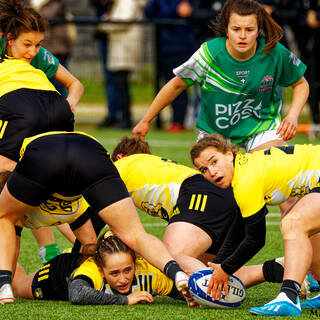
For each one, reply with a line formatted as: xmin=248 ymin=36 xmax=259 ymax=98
xmin=13 ymin=231 xmax=184 ymax=305
xmin=0 ymin=132 xmax=192 ymax=306
xmin=190 ymin=134 xmax=320 ymax=316
xmin=110 ymin=136 xmax=310 ymax=297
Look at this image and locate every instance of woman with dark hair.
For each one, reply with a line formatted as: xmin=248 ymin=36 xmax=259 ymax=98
xmin=0 ymin=0 xmax=83 ymax=112
xmin=13 ymin=231 xmax=182 ymax=305
xmin=133 ymin=0 xmax=308 ymax=153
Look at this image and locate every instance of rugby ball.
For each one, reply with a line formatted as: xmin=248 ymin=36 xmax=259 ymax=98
xmin=188 ymin=267 xmax=246 ymax=309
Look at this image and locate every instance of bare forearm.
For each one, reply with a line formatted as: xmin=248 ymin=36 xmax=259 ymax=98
xmin=141 ymin=77 xmax=188 ymax=124
xmin=287 ymin=77 xmax=309 ymax=119
xmin=66 ymin=80 xmax=84 ymax=111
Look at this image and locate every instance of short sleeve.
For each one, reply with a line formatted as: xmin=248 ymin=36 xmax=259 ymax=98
xmin=31 ymin=46 xmax=59 ymax=79
xmin=277 ymin=43 xmax=307 ymax=87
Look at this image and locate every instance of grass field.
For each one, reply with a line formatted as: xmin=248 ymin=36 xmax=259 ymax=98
xmin=6 ymin=126 xmax=320 ymax=320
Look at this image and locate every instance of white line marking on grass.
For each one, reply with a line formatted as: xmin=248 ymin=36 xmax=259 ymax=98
xmin=143 ymin=221 xmax=280 ymax=227
xmin=98 ymin=137 xmax=194 ymax=147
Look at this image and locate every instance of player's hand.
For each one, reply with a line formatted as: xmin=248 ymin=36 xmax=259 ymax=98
xmin=175 ymin=271 xmax=199 ymax=307
xmin=132 ymin=120 xmax=149 ymax=141
xmin=206 ymin=262 xmax=230 ymax=300
xmin=276 ymin=115 xmax=298 ymax=141
xmin=127 ymin=291 xmax=154 ymax=305
xmin=66 ymin=98 xmax=76 ymax=113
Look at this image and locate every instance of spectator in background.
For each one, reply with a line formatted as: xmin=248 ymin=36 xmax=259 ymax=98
xmin=97 ymin=0 xmax=147 ymax=129
xmin=144 ymin=0 xmax=197 ymax=133
xmin=303 ymin=0 xmax=320 ymax=138
xmin=89 ymin=0 xmax=122 ymax=128
xmin=29 ymin=0 xmax=76 ymax=97
xmin=189 ymin=0 xmax=225 ymax=46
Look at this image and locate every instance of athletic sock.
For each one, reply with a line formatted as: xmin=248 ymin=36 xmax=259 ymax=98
xmin=0 ymin=270 xmax=12 ymax=287
xmin=164 ymin=260 xmax=184 ymax=281
xmin=263 ymin=258 xmax=284 ymax=283
xmin=280 ymin=280 xmax=300 ymax=304
xmin=38 ymin=243 xmax=60 ymax=264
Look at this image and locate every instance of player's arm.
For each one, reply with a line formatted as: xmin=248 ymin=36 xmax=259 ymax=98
xmin=68 ymin=276 xmax=128 ymax=305
xmin=217 ymin=207 xmax=267 ymax=275
xmin=132 ymin=77 xmax=188 ymax=140
xmin=207 ymin=207 xmax=267 ymax=299
xmin=52 ymin=64 xmax=84 ymax=112
xmin=213 ymin=212 xmax=246 ymax=264
xmin=277 ymin=76 xmax=309 ymax=141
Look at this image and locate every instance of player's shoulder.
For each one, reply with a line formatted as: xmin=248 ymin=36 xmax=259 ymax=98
xmin=205 ymin=37 xmax=226 ymax=58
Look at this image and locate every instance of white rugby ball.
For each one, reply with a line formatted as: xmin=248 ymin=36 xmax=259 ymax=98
xmin=188 ymin=267 xmax=246 ymax=309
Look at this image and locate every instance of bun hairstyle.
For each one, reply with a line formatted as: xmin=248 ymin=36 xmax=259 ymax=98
xmin=0 ymin=0 xmax=47 ymax=41
xmin=82 ymin=231 xmax=136 ymax=269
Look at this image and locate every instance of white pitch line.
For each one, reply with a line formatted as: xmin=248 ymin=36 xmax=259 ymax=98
xmin=143 ymin=221 xmax=280 ymax=227
xmin=98 ymin=137 xmax=194 ymax=148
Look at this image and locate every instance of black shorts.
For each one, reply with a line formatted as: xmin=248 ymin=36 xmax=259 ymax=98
xmin=0 ymin=88 xmax=74 ymax=161
xmin=32 ymin=253 xmax=81 ymax=300
xmin=169 ymin=174 xmax=239 ymax=255
xmin=7 ymin=133 xmax=129 ymax=212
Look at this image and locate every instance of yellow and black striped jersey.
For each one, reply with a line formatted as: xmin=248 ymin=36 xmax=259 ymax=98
xmin=0 ymin=56 xmax=56 ymax=98
xmin=232 ymin=145 xmax=320 ymax=218
xmin=114 ymin=154 xmax=200 ymax=220
xmin=72 ymin=256 xmax=174 ymax=296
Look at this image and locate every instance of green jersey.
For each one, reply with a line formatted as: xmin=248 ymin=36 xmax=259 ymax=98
xmin=174 ymin=37 xmax=306 ymax=144
xmin=0 ymin=36 xmax=59 ymax=79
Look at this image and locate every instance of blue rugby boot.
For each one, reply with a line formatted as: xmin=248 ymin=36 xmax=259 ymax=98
xmin=301 ymin=293 xmax=320 ymax=309
xmin=306 ymin=269 xmax=320 ymax=292
xmin=249 ymin=292 xmax=301 ymax=316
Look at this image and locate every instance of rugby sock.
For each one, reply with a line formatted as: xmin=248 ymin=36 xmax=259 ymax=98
xmin=38 ymin=243 xmax=61 ymax=264
xmin=0 ymin=270 xmax=12 ymax=287
xmin=164 ymin=260 xmax=184 ymax=281
xmin=280 ymin=280 xmax=300 ymax=304
xmin=262 ymin=258 xmax=284 ymax=283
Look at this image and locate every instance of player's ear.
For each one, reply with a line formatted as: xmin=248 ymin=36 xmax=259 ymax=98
xmin=98 ymin=267 xmax=104 ymax=277
xmin=116 ymin=153 xmax=127 ymax=160
xmin=226 ymin=149 xmax=234 ymax=162
xmin=7 ymin=33 xmax=14 ymax=44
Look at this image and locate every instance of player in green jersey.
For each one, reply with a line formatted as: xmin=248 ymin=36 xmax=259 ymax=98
xmin=190 ymin=134 xmax=320 ymax=316
xmin=0 ymin=0 xmax=83 ymax=112
xmin=133 ymin=0 xmax=309 ymax=153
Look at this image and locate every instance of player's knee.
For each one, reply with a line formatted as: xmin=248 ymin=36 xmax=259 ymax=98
xmin=280 ymin=213 xmax=303 ymax=240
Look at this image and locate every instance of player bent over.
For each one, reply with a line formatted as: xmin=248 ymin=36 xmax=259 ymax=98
xmin=0 ymin=132 xmax=192 ymax=305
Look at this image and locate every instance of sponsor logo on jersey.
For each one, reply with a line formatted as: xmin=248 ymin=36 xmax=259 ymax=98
xmin=43 ymin=50 xmax=55 ymax=65
xmin=289 ymin=53 xmax=301 ymax=66
xmin=259 ymin=75 xmax=274 ymax=92
xmin=236 ymin=70 xmax=250 ymax=84
xmin=214 ymin=99 xmax=262 ymax=130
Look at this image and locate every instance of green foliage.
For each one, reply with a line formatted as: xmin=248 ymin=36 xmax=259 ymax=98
xmin=9 ymin=128 xmax=320 ymax=319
